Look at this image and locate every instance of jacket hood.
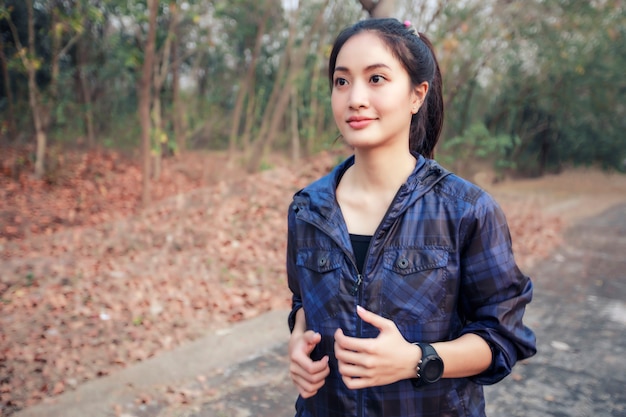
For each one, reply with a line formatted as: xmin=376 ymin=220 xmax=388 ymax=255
xmin=292 ymin=153 xmax=451 ymax=229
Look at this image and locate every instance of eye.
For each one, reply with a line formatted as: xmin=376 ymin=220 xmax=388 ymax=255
xmin=334 ymin=77 xmax=348 ymax=87
xmin=370 ymin=74 xmax=385 ymax=84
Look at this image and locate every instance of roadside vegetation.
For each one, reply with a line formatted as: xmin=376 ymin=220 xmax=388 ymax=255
xmin=0 ymin=0 xmax=624 ymax=414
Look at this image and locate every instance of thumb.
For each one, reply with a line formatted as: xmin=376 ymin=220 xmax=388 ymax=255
xmin=301 ymin=330 xmax=322 ymax=354
xmin=356 ymin=305 xmax=394 ymax=332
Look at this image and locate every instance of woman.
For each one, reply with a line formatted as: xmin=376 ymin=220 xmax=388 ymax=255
xmin=286 ymin=18 xmax=536 ymax=417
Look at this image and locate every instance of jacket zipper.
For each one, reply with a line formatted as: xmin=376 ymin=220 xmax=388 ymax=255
xmin=352 ymin=177 xmax=416 ymax=417
xmin=351 ymin=274 xmax=362 ymax=295
xmin=356 ymin=273 xmax=364 ymax=417
xmin=350 ymin=167 xmax=441 ymax=297
xmin=295 ymin=162 xmax=445 ymax=417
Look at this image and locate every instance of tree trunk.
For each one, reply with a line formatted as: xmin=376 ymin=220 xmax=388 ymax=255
xmin=47 ymin=2 xmax=82 ymax=132
xmin=459 ymin=79 xmax=477 ymax=135
xmin=139 ymin=0 xmax=159 ymax=207
xmin=76 ymin=34 xmax=95 ymax=146
xmin=228 ymin=7 xmax=270 ymax=157
xmin=290 ymin=85 xmax=300 ymax=163
xmin=25 ymin=0 xmax=47 ymax=178
xmin=30 ymin=75 xmax=47 ymax=179
xmin=305 ymin=38 xmax=326 ymax=156
xmin=49 ymin=5 xmax=61 ymax=103
xmin=246 ymin=0 xmax=329 ymax=173
xmin=9 ymin=0 xmax=85 ymax=175
xmin=241 ymin=84 xmax=257 ymax=150
xmin=151 ymin=98 xmax=163 ymax=179
xmin=150 ymin=7 xmax=175 ymax=180
xmin=244 ymin=10 xmax=299 ymax=172
xmin=0 ymin=36 xmax=17 ymax=143
xmin=170 ymin=1 xmax=184 ymax=155
xmin=6 ymin=0 xmax=47 ymax=176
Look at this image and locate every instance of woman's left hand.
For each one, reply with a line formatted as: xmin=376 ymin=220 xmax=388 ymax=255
xmin=334 ymin=305 xmax=420 ymax=389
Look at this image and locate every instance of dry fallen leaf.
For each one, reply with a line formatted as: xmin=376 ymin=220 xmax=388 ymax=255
xmin=1 ymin=146 xmax=601 ymax=416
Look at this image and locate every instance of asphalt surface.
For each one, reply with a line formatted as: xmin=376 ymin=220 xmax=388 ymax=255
xmin=15 ymin=203 xmax=626 ymax=417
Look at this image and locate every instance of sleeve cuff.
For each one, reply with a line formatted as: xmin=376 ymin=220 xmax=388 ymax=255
xmin=287 ymin=305 xmax=302 ymax=333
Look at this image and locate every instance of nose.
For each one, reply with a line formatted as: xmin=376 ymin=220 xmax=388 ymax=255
xmin=348 ymin=80 xmax=369 ymax=109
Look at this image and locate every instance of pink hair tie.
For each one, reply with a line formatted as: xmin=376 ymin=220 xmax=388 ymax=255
xmin=403 ymin=20 xmax=420 ymax=38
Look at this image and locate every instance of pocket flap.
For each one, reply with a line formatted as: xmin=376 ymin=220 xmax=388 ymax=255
xmin=383 ymin=248 xmax=448 ymax=275
xmin=297 ymin=249 xmax=344 ymax=273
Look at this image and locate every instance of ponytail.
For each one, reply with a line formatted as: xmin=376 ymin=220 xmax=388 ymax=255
xmin=410 ymin=33 xmax=444 ymax=159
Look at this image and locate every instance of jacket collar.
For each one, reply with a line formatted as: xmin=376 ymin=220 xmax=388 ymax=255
xmin=293 ymin=153 xmax=450 ymax=232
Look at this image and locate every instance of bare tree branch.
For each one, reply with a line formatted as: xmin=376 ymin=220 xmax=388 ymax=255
xmin=358 ymin=0 xmax=397 ymax=18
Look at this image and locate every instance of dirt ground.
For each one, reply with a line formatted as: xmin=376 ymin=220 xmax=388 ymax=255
xmin=1 ymin=149 xmax=625 ymax=416
xmin=482 ymin=168 xmax=626 ymax=266
xmin=480 ymin=168 xmax=626 ymax=224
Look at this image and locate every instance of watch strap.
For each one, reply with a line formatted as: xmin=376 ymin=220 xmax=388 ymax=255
xmin=411 ymin=342 xmax=443 ymax=388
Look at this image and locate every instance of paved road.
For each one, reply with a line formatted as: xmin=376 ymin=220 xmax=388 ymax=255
xmin=16 ymin=204 xmax=626 ymax=417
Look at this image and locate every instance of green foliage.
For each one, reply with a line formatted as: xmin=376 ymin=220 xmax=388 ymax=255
xmin=1 ymin=0 xmax=624 ymax=178
xmin=259 ymin=160 xmax=274 ymax=171
xmin=214 ymin=0 xmax=284 ymax=55
xmin=439 ymin=0 xmax=626 ymax=176
xmin=24 ymin=272 xmax=34 ymax=287
xmin=439 ymin=123 xmax=519 ymax=175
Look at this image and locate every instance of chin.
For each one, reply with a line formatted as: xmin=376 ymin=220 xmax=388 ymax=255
xmin=341 ymin=133 xmax=382 ymax=147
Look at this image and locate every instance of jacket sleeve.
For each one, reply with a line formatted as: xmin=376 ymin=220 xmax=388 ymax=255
xmin=286 ymin=202 xmax=302 ymax=333
xmin=458 ymin=192 xmax=537 ymax=385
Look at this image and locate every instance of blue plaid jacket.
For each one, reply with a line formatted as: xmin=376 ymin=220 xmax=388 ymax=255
xmin=287 ymin=154 xmax=536 ymax=417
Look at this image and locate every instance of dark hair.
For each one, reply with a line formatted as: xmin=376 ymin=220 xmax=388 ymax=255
xmin=328 ymin=18 xmax=444 ymax=158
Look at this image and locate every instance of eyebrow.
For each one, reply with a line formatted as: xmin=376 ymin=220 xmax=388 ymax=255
xmin=334 ymin=63 xmax=392 ymax=74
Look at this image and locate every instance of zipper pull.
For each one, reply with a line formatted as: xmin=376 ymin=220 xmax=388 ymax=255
xmin=351 ymin=274 xmax=362 ymax=295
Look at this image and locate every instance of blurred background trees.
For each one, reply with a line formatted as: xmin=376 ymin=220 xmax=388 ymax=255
xmin=0 ymin=0 xmax=624 ymax=185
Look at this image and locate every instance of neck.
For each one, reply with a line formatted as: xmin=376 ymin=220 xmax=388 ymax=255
xmin=349 ymin=147 xmax=416 ymax=193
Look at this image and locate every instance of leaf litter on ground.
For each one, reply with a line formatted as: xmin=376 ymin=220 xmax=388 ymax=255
xmin=0 ymin=148 xmax=563 ymax=415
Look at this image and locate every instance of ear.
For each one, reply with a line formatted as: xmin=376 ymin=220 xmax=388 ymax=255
xmin=411 ymin=81 xmax=429 ymax=114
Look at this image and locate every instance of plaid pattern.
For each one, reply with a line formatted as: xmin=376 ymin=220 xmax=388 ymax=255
xmin=287 ymin=155 xmax=537 ymax=417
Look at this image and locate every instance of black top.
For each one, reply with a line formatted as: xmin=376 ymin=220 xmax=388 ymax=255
xmin=350 ymin=234 xmax=372 ymax=274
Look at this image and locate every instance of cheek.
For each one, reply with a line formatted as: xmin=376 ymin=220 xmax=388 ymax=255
xmin=331 ymin=94 xmax=343 ymax=119
xmin=384 ymin=93 xmax=414 ymax=117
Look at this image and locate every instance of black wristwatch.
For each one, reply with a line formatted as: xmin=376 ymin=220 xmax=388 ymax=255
xmin=412 ymin=342 xmax=444 ymax=388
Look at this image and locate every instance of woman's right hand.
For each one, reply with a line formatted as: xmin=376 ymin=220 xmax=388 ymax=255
xmin=288 ymin=324 xmax=330 ymax=398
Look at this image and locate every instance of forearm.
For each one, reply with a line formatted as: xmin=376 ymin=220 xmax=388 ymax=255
xmin=291 ymin=307 xmax=306 ymax=336
xmin=432 ymin=333 xmax=492 ymax=379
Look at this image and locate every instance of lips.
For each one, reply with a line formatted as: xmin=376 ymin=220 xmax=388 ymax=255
xmin=347 ymin=116 xmax=375 ymax=130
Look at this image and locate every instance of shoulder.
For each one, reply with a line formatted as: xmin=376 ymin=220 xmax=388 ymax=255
xmin=287 ymin=161 xmax=348 ymax=227
xmin=290 ymin=156 xmax=353 ymax=207
xmin=298 ymin=170 xmax=336 ymax=196
xmin=289 ymin=170 xmax=335 ymax=214
xmin=432 ymin=165 xmax=503 ymax=218
xmin=437 ymin=172 xmax=485 ymax=201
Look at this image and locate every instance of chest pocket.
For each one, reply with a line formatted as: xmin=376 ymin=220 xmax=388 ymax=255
xmin=381 ymin=248 xmax=449 ymax=325
xmin=296 ymin=248 xmax=346 ymax=323
xmin=297 ymin=249 xmax=343 ymax=272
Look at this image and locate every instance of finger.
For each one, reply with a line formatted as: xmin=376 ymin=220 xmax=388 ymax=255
xmin=334 ymin=327 xmax=370 ymax=353
xmin=337 ymin=358 xmax=372 ymax=379
xmin=356 ymin=305 xmax=394 ymax=332
xmin=290 ymin=361 xmax=329 ymax=385
xmin=301 ymin=330 xmax=322 ymax=354
xmin=334 ymin=336 xmax=366 ymax=366
xmin=342 ymin=373 xmax=370 ymax=390
xmin=290 ymin=355 xmax=329 ymax=377
xmin=291 ymin=372 xmax=326 ymax=398
xmin=290 ymin=357 xmax=330 ymax=397
xmin=301 ymin=355 xmax=330 ymax=375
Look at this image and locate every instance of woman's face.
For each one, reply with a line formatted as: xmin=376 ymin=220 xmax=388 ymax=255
xmin=331 ymin=31 xmax=427 ymax=152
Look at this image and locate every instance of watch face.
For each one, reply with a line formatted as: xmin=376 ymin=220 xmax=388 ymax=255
xmin=423 ymin=357 xmax=444 ymax=382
